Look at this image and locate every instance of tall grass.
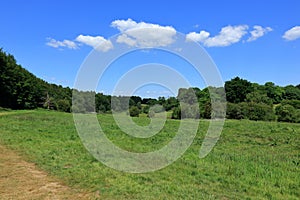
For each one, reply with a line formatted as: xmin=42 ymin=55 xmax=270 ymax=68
xmin=0 ymin=110 xmax=299 ymax=199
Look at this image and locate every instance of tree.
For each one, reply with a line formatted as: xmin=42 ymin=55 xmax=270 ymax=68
xmin=130 ymin=96 xmax=142 ymax=105
xmin=246 ymin=91 xmax=272 ymax=105
xmin=95 ymin=93 xmax=111 ymax=113
xmin=281 ymin=99 xmax=300 ymax=109
xmin=283 ymin=85 xmax=300 ymax=100
xmin=164 ymin=97 xmax=179 ymax=111
xmin=264 ymin=82 xmax=284 ymax=104
xmin=225 ymin=77 xmax=253 ymax=103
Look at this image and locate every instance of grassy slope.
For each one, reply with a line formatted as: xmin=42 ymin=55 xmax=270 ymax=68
xmin=0 ymin=110 xmax=299 ymax=199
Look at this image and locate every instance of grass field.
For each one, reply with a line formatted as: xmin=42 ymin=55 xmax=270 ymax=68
xmin=0 ymin=109 xmax=299 ymax=199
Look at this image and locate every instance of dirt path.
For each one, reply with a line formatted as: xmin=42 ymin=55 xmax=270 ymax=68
xmin=0 ymin=144 xmax=97 ymax=200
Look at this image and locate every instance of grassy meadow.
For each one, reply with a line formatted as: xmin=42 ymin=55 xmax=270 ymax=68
xmin=0 ymin=109 xmax=299 ymax=199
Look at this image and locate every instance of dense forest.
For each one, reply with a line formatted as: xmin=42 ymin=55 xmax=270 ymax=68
xmin=1 ymin=48 xmax=299 ymax=123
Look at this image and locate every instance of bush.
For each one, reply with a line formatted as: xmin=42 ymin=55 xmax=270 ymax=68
xmin=171 ymin=107 xmax=181 ymax=119
xmin=226 ymin=102 xmax=275 ymax=121
xmin=281 ymin=99 xmax=300 ymax=109
xmin=56 ymin=99 xmax=71 ymax=112
xmin=171 ymin=103 xmax=199 ymax=119
xmin=241 ymin=102 xmax=275 ymax=121
xmin=129 ymin=106 xmax=140 ymax=117
xmin=226 ymin=103 xmax=243 ymax=119
xmin=275 ymin=104 xmax=298 ymax=123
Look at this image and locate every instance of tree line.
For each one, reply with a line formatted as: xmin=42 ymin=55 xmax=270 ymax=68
xmin=1 ymin=49 xmax=299 ymax=123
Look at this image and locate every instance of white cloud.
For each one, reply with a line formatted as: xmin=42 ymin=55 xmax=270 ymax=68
xmin=186 ymin=25 xmax=248 ymax=47
xmin=247 ymin=25 xmax=272 ymax=42
xmin=283 ymin=26 xmax=300 ymax=41
xmin=75 ymin=35 xmax=113 ymax=52
xmin=46 ymin=38 xmax=78 ymax=49
xmin=111 ymin=18 xmax=176 ymax=48
xmin=186 ymin=31 xmax=210 ymax=42
xmin=205 ymin=25 xmax=249 ymax=47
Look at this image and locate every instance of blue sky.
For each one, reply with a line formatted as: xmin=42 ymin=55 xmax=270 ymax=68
xmin=1 ymin=0 xmax=299 ymax=97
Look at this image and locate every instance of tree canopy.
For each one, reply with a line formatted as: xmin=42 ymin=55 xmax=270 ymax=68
xmin=1 ymin=48 xmax=299 ymax=123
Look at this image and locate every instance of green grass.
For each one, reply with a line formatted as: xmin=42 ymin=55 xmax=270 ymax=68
xmin=0 ymin=109 xmax=299 ymax=199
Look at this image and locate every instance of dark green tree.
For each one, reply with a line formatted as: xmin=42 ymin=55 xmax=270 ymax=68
xmin=225 ymin=77 xmax=253 ymax=103
xmin=283 ymin=85 xmax=300 ymax=100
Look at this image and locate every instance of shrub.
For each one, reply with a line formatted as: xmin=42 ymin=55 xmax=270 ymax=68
xmin=275 ymin=104 xmax=298 ymax=123
xmin=172 ymin=103 xmax=200 ymax=119
xmin=129 ymin=106 xmax=140 ymax=117
xmin=281 ymin=99 xmax=300 ymax=109
xmin=240 ymin=102 xmax=275 ymax=121
xmin=56 ymin=99 xmax=71 ymax=112
xmin=226 ymin=103 xmax=243 ymax=119
xmin=171 ymin=107 xmax=181 ymax=119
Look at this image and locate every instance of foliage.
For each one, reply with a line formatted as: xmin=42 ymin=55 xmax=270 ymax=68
xmin=283 ymin=85 xmax=300 ymax=100
xmin=246 ymin=91 xmax=273 ymax=105
xmin=56 ymin=99 xmax=71 ymax=112
xmin=225 ymin=77 xmax=254 ymax=103
xmin=0 ymin=49 xmax=71 ymax=110
xmin=226 ymin=103 xmax=243 ymax=119
xmin=275 ymin=104 xmax=300 ymax=123
xmin=281 ymin=99 xmax=300 ymax=109
xmin=227 ymin=102 xmax=275 ymax=121
xmin=171 ymin=107 xmax=181 ymax=119
xmin=240 ymin=102 xmax=276 ymax=121
xmin=0 ymin=49 xmax=299 ymax=123
xmin=129 ymin=106 xmax=140 ymax=117
xmin=264 ymin=82 xmax=284 ymax=104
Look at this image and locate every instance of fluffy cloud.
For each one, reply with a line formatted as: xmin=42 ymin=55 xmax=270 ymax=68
xmin=247 ymin=26 xmax=272 ymax=42
xmin=186 ymin=25 xmax=248 ymax=47
xmin=46 ymin=38 xmax=78 ymax=49
xmin=75 ymin=35 xmax=113 ymax=52
xmin=111 ymin=18 xmax=176 ymax=48
xmin=47 ymin=20 xmax=276 ymax=51
xmin=283 ymin=26 xmax=300 ymax=41
xmin=204 ymin=25 xmax=249 ymax=47
xmin=186 ymin=31 xmax=210 ymax=42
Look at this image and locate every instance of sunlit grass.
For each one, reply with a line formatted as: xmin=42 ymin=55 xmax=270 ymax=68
xmin=0 ymin=109 xmax=299 ymax=199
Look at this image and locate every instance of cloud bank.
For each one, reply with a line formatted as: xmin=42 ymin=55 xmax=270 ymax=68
xmin=48 ymin=19 xmax=297 ymax=51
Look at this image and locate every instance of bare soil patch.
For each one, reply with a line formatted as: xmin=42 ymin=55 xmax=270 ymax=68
xmin=0 ymin=144 xmax=97 ymax=200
